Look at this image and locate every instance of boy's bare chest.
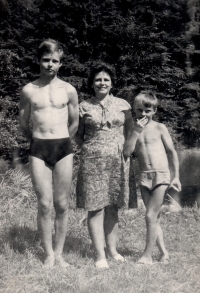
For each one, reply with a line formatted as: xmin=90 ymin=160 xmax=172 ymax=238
xmin=30 ymin=85 xmax=68 ymax=109
xmin=138 ymin=128 xmax=161 ymax=145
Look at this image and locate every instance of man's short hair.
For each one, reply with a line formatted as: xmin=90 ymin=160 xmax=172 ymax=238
xmin=38 ymin=38 xmax=64 ymax=62
xmin=134 ymin=91 xmax=158 ymax=110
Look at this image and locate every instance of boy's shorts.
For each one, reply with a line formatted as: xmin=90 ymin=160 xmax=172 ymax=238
xmin=139 ymin=170 xmax=170 ymax=191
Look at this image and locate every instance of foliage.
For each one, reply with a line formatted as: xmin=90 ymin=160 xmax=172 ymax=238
xmin=0 ymin=0 xmax=200 ymax=158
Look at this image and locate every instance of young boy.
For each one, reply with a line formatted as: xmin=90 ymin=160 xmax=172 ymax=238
xmin=124 ymin=91 xmax=181 ymax=264
xmin=19 ymin=39 xmax=79 ymax=268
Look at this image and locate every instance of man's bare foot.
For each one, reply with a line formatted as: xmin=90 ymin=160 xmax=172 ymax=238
xmin=43 ymin=254 xmax=55 ymax=269
xmin=112 ymin=254 xmax=125 ymax=262
xmin=137 ymin=256 xmax=153 ymax=265
xmin=159 ymin=254 xmax=169 ymax=264
xmin=55 ymin=255 xmax=70 ymax=268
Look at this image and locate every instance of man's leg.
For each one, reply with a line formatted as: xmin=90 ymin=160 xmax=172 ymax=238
xmin=53 ymin=154 xmax=73 ymax=268
xmin=88 ymin=208 xmax=109 ymax=268
xmin=104 ymin=205 xmax=124 ymax=262
xmin=29 ymin=156 xmax=54 ymax=268
xmin=138 ymin=185 xmax=167 ymax=264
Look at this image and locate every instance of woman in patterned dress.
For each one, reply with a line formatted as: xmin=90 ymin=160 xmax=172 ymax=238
xmin=76 ymin=62 xmax=134 ymax=268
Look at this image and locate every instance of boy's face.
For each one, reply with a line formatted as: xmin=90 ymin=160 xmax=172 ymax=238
xmin=134 ymin=101 xmax=156 ymax=122
xmin=39 ymin=51 xmax=62 ymax=77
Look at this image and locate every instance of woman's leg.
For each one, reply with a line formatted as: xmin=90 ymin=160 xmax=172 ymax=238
xmin=104 ymin=205 xmax=124 ymax=261
xmin=88 ymin=208 xmax=108 ymax=267
xmin=104 ymin=205 xmax=118 ymax=257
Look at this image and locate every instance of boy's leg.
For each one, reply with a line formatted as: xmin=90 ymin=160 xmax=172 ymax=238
xmin=156 ymin=213 xmax=169 ymax=263
xmin=196 ymin=187 xmax=200 ymax=208
xmin=138 ymin=185 xmax=167 ymax=264
xmin=104 ymin=205 xmax=124 ymax=261
xmin=53 ymin=154 xmax=73 ymax=268
xmin=88 ymin=208 xmax=109 ymax=268
xmin=29 ymin=156 xmax=54 ymax=268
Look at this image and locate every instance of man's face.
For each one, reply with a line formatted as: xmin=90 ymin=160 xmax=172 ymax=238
xmin=134 ymin=101 xmax=156 ymax=122
xmin=40 ymin=51 xmax=62 ymax=77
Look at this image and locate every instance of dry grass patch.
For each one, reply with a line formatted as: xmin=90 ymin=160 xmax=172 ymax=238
xmin=0 ymin=168 xmax=200 ymax=293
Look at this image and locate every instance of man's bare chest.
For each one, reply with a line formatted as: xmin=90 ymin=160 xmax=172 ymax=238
xmin=30 ymin=85 xmax=68 ymax=110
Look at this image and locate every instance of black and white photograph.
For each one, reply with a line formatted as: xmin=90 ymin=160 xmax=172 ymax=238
xmin=0 ymin=1 xmax=200 ymax=292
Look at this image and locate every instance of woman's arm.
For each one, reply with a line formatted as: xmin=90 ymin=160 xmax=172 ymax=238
xmin=123 ymin=110 xmax=135 ymax=158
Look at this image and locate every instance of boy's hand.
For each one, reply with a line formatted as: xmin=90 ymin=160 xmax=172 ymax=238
xmin=134 ymin=117 xmax=148 ymax=133
xmin=170 ymin=178 xmax=182 ymax=192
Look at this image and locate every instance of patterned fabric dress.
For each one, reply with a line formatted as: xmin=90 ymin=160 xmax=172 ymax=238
xmin=76 ymin=95 xmax=134 ymax=211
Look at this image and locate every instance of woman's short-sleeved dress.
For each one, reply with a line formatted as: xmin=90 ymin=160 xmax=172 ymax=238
xmin=76 ymin=95 xmax=132 ymax=211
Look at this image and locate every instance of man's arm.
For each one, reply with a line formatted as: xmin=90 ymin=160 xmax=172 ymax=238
xmin=19 ymin=86 xmax=32 ymax=140
xmin=75 ymin=116 xmax=85 ymax=147
xmin=123 ymin=114 xmax=147 ymax=158
xmin=67 ymin=86 xmax=79 ymax=138
xmin=160 ymin=124 xmax=181 ymax=191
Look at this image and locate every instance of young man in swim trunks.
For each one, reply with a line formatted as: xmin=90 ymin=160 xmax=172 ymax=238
xmin=19 ymin=39 xmax=79 ymax=268
xmin=124 ymin=91 xmax=181 ymax=264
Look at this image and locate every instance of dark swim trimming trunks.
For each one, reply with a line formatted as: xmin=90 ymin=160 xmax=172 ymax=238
xmin=30 ymin=137 xmax=73 ymax=167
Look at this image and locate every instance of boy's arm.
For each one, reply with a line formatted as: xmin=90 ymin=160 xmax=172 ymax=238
xmin=19 ymin=86 xmax=32 ymax=140
xmin=160 ymin=124 xmax=181 ymax=191
xmin=123 ymin=114 xmax=147 ymax=158
xmin=67 ymin=86 xmax=79 ymax=138
xmin=123 ymin=111 xmax=135 ymax=158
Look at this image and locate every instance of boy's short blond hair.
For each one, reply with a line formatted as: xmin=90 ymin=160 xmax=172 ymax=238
xmin=38 ymin=38 xmax=64 ymax=62
xmin=134 ymin=91 xmax=158 ymax=110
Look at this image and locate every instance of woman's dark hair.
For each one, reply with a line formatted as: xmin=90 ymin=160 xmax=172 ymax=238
xmin=37 ymin=38 xmax=64 ymax=62
xmin=88 ymin=62 xmax=116 ymax=88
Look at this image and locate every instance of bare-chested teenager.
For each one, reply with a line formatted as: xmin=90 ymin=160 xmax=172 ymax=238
xmin=124 ymin=91 xmax=181 ymax=265
xmin=19 ymin=39 xmax=79 ymax=268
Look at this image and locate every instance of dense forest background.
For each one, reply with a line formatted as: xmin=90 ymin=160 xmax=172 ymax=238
xmin=0 ymin=0 xmax=200 ymax=161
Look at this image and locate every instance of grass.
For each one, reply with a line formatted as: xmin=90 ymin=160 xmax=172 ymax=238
xmin=0 ymin=166 xmax=200 ymax=293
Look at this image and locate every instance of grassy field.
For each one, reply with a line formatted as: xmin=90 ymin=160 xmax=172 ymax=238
xmin=0 ymin=165 xmax=200 ymax=293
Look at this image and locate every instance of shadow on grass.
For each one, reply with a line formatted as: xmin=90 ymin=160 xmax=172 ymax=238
xmin=64 ymin=235 xmax=94 ymax=259
xmin=0 ymin=225 xmax=94 ymax=261
xmin=0 ymin=225 xmax=44 ymax=262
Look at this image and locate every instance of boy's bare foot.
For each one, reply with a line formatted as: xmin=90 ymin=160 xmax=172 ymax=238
xmin=55 ymin=255 xmax=70 ymax=268
xmin=137 ymin=256 xmax=153 ymax=265
xmin=95 ymin=259 xmax=109 ymax=269
xmin=159 ymin=254 xmax=169 ymax=264
xmin=43 ymin=254 xmax=55 ymax=269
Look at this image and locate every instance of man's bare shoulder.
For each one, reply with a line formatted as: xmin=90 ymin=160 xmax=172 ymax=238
xmin=21 ymin=80 xmax=39 ymax=98
xmin=57 ymin=79 xmax=76 ymax=92
xmin=60 ymin=81 xmax=78 ymax=104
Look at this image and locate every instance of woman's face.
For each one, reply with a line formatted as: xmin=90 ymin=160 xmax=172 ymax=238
xmin=92 ymin=71 xmax=112 ymax=98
